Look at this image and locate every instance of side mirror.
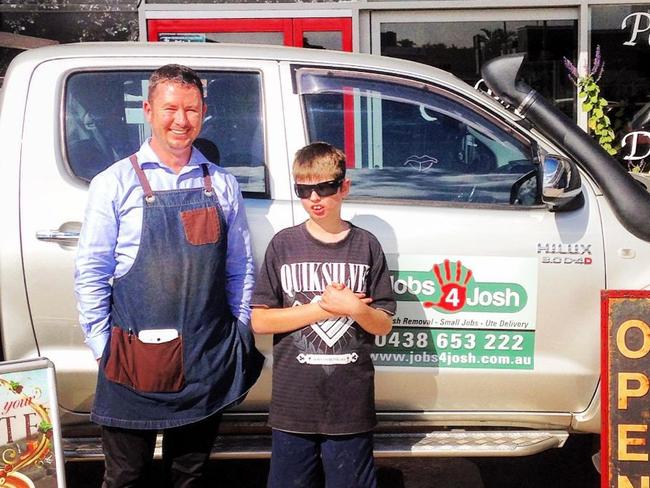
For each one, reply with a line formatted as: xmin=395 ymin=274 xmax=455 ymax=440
xmin=542 ymin=155 xmax=583 ymax=211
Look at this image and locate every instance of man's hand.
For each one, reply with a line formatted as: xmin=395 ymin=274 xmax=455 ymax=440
xmin=318 ymin=282 xmax=372 ymax=317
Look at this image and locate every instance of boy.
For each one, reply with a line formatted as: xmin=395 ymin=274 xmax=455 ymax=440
xmin=251 ymin=142 xmax=396 ymax=488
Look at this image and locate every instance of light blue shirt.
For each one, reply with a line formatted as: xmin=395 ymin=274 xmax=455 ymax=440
xmin=74 ymin=140 xmax=255 ymax=359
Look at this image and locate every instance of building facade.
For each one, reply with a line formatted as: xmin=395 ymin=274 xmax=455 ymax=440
xmin=2 ymin=0 xmax=649 ymax=169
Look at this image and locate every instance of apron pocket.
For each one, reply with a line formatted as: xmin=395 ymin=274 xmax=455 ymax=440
xmin=104 ymin=326 xmax=185 ymax=393
xmin=180 ymin=206 xmax=220 ymax=245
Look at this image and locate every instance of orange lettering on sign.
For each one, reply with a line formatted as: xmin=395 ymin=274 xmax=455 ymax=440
xmin=618 ymin=372 xmax=650 ymax=409
xmin=618 ymin=424 xmax=649 ymax=461
xmin=618 ymin=474 xmax=650 ymax=488
xmin=616 ymin=320 xmax=650 ymax=359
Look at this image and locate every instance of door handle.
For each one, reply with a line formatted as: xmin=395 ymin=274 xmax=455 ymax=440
xmin=36 ymin=230 xmax=80 ymax=242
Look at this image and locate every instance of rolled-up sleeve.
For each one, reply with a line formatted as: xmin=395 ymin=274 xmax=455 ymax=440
xmin=74 ymin=173 xmax=119 ymax=359
xmin=223 ymin=175 xmax=255 ymax=325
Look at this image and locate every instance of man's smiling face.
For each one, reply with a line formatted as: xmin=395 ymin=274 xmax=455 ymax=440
xmin=144 ymin=80 xmax=206 ymax=161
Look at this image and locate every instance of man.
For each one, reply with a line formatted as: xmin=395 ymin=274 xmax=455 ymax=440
xmin=74 ymin=64 xmax=263 ymax=487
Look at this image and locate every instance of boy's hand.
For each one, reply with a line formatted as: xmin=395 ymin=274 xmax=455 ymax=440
xmin=330 ymin=282 xmax=373 ymax=301
xmin=319 ymin=283 xmax=372 ymax=317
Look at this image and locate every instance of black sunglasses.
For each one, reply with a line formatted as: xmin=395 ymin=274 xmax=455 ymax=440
xmin=294 ymin=178 xmax=344 ymax=199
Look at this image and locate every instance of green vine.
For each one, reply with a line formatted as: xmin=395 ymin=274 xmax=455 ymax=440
xmin=564 ymin=46 xmax=618 ymax=156
xmin=579 ymin=79 xmax=617 ymax=156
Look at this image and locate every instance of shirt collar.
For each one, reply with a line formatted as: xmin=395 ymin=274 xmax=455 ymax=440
xmin=136 ymin=139 xmax=215 ymax=174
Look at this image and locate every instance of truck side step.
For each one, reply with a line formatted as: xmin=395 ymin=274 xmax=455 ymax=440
xmin=63 ymin=430 xmax=568 ymax=461
xmin=375 ymin=430 xmax=569 ymax=457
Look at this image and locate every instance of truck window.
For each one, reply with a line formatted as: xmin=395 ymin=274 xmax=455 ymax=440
xmin=64 ymin=70 xmax=266 ymax=195
xmin=297 ymin=68 xmax=538 ymax=205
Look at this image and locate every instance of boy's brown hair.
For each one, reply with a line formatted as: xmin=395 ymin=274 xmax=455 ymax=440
xmin=293 ymin=142 xmax=346 ymax=181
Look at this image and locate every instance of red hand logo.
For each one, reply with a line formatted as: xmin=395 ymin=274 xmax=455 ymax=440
xmin=423 ymin=259 xmax=473 ymax=312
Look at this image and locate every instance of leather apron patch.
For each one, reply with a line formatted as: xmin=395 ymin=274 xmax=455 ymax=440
xmin=180 ymin=206 xmax=220 ymax=245
xmin=104 ymin=325 xmax=184 ymax=393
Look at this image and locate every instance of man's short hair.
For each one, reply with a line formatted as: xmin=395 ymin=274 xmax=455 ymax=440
xmin=148 ymin=64 xmax=204 ymax=101
xmin=293 ymin=142 xmax=346 ymax=181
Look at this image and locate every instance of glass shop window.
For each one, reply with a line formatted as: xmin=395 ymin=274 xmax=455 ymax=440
xmin=591 ymin=5 xmax=650 ymax=173
xmin=380 ymin=19 xmax=578 ymax=121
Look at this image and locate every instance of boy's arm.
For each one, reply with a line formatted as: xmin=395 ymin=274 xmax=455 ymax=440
xmin=251 ymin=303 xmax=334 ymax=335
xmin=319 ymin=284 xmax=392 ymax=336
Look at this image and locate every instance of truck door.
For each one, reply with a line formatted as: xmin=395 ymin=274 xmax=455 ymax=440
xmin=19 ymin=57 xmax=288 ymax=414
xmin=288 ymin=65 xmax=605 ymax=421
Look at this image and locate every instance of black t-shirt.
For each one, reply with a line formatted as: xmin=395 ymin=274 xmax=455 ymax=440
xmin=252 ymin=222 xmax=396 ymax=434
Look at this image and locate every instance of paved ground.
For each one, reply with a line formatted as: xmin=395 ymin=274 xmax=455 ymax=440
xmin=65 ymin=434 xmax=600 ymax=487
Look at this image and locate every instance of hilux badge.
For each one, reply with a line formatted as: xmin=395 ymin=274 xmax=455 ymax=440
xmin=536 ymin=243 xmax=592 ymax=255
xmin=537 ymin=243 xmax=593 ymax=265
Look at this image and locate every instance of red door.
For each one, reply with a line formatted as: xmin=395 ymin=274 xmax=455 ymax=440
xmin=147 ymin=16 xmax=354 ymax=164
xmin=147 ymin=17 xmax=352 ymax=51
xmin=293 ymin=18 xmax=352 ymax=51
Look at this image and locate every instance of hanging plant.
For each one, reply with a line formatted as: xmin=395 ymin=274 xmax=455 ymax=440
xmin=563 ymin=46 xmax=618 ymax=157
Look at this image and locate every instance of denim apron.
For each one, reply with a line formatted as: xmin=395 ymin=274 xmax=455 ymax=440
xmin=91 ymin=154 xmax=263 ymax=430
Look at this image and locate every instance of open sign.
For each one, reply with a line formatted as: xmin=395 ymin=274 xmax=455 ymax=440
xmin=602 ymin=290 xmax=650 ymax=488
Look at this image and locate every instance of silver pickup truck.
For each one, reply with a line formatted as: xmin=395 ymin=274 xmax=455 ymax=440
xmin=1 ymin=42 xmax=649 ymax=460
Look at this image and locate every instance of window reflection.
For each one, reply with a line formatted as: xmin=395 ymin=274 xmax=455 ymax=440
xmin=299 ymin=69 xmax=538 ymax=205
xmin=591 ymin=5 xmax=650 ymax=172
xmin=380 ymin=20 xmax=577 ymax=120
xmin=0 ymin=10 xmax=138 ymax=81
xmin=64 ymin=71 xmax=267 ymax=194
xmin=302 ymin=31 xmax=343 ymax=50
xmin=158 ymin=32 xmax=285 ymax=44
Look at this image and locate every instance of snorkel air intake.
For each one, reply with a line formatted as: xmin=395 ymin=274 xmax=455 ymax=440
xmin=482 ymin=53 xmax=650 ymax=242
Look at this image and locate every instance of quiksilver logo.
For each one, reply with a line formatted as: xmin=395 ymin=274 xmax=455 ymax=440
xmin=280 ymin=262 xmax=369 ymax=298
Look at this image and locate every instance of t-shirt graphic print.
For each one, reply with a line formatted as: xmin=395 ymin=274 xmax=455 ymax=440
xmin=283 ymin=260 xmax=368 ymax=362
xmin=253 ymin=223 xmax=396 ymax=434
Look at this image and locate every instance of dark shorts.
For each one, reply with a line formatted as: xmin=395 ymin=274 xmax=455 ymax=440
xmin=268 ymin=429 xmax=377 ymax=488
